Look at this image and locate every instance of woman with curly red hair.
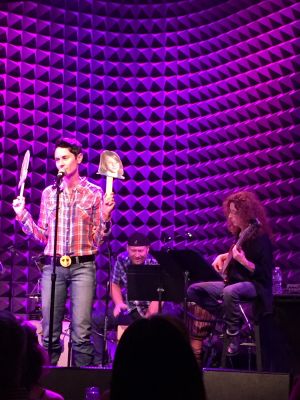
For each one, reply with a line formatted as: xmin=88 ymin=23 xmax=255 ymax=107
xmin=188 ymin=191 xmax=274 ymax=356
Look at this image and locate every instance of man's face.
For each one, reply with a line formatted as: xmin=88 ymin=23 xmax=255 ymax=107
xmin=54 ymin=147 xmax=82 ymax=177
xmin=127 ymin=245 xmax=149 ymax=265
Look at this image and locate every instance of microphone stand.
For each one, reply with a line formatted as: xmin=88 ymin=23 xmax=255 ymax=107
xmin=48 ymin=175 xmax=63 ymax=363
xmin=157 ymin=278 xmax=164 ymax=314
xmin=101 ymin=236 xmax=113 ymax=367
xmin=183 ymin=270 xmax=190 ymax=324
xmin=67 ymin=317 xmax=73 ymax=367
xmin=7 ymin=245 xmax=19 ymax=312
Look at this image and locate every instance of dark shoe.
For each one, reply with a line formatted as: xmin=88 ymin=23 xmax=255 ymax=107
xmin=226 ymin=331 xmax=240 ymax=355
xmin=203 ymin=333 xmax=220 ymax=349
xmin=215 ymin=320 xmax=225 ymax=335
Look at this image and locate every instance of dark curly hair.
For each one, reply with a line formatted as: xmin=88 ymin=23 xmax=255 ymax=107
xmin=223 ymin=191 xmax=272 ymax=237
xmin=55 ymin=138 xmax=82 ymax=157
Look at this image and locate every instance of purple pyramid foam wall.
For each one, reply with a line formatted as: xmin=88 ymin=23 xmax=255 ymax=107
xmin=0 ymin=0 xmax=299 ymax=314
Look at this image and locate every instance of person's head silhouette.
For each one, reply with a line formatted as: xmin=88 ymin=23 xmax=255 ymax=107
xmin=0 ymin=311 xmax=26 ymax=396
xmin=110 ymin=315 xmax=206 ymax=400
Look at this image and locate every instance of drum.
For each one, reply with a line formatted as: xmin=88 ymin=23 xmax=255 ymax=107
xmin=187 ymin=303 xmax=217 ymax=363
xmin=187 ymin=302 xmax=216 ymax=339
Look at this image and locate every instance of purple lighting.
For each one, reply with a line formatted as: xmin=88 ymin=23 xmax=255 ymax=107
xmin=0 ymin=0 xmax=299 ymax=314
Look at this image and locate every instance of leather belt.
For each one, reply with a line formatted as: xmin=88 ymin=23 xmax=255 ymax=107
xmin=44 ymin=255 xmax=95 ymax=267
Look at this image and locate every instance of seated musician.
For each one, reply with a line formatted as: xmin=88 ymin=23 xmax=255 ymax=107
xmin=187 ymin=191 xmax=274 ymax=355
xmin=92 ymin=232 xmax=181 ymax=365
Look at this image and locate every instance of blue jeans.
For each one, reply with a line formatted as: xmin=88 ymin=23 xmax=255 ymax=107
xmin=41 ymin=261 xmax=96 ymax=366
xmin=187 ymin=281 xmax=257 ymax=333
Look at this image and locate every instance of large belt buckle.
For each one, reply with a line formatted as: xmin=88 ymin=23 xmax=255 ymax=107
xmin=60 ymin=255 xmax=72 ymax=268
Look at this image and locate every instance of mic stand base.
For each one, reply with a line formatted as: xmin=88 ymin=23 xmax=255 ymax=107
xmin=101 ymin=315 xmax=110 ymax=367
xmin=183 ymin=271 xmax=190 ymax=324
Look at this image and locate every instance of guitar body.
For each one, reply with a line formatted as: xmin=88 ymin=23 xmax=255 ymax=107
xmin=221 ymin=219 xmax=261 ymax=283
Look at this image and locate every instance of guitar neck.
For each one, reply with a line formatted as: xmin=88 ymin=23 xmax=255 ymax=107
xmin=221 ymin=236 xmax=244 ymax=277
xmin=221 ymin=247 xmax=233 ymax=277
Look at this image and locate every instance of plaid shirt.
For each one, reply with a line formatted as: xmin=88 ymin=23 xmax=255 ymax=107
xmin=111 ymin=251 xmax=158 ymax=317
xmin=16 ymin=177 xmax=109 ymax=256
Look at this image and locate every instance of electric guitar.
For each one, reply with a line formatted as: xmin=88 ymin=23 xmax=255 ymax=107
xmin=221 ymin=218 xmax=261 ymax=282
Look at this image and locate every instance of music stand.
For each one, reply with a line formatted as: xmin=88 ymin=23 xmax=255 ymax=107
xmin=160 ymin=249 xmax=223 ymax=283
xmin=127 ymin=264 xmax=185 ymax=313
xmin=151 ymin=249 xmax=223 ymax=322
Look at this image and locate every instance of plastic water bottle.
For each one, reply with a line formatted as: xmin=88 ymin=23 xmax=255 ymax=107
xmin=84 ymin=386 xmax=101 ymax=400
xmin=272 ymin=266 xmax=283 ymax=294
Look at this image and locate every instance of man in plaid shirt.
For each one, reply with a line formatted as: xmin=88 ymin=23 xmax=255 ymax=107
xmin=13 ymin=138 xmax=115 ymax=366
xmin=92 ymin=232 xmax=162 ymax=365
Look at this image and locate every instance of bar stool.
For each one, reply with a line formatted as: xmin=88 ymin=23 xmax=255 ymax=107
xmin=221 ymin=303 xmax=262 ymax=371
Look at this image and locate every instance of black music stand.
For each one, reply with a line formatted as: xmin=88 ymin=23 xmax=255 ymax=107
xmin=127 ymin=264 xmax=185 ymax=313
xmin=162 ymin=249 xmax=222 ymax=282
xmin=151 ymin=249 xmax=223 ymax=322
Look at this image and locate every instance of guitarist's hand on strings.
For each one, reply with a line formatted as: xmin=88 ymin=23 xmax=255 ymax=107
xmin=212 ymin=253 xmax=229 ymax=273
xmin=232 ymin=245 xmax=255 ymax=273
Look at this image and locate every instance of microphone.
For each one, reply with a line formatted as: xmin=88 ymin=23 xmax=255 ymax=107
xmin=162 ymin=234 xmax=173 ymax=243
xmin=56 ymin=169 xmax=66 ymax=182
xmin=185 ymin=232 xmax=193 ymax=240
xmin=31 ymin=254 xmax=44 ymax=262
xmin=52 ymin=169 xmax=66 ymax=189
xmin=162 ymin=232 xmax=194 ymax=242
xmin=7 ymin=245 xmax=22 ymax=255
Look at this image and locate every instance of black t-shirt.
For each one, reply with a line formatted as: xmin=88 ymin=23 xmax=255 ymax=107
xmin=227 ymin=233 xmax=273 ymax=287
xmin=227 ymin=232 xmax=274 ymax=315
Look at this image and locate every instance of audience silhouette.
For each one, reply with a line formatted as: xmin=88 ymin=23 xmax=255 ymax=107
xmin=109 ymin=314 xmax=206 ymax=400
xmin=21 ymin=321 xmax=64 ymax=399
xmin=0 ymin=311 xmax=64 ymax=400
